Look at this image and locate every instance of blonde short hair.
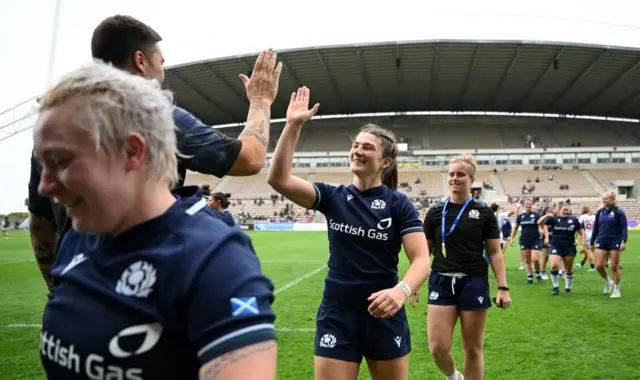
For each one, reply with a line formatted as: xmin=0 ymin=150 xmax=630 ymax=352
xmin=603 ymin=191 xmax=617 ymax=205
xmin=449 ymin=154 xmax=477 ymax=177
xmin=38 ymin=60 xmax=179 ymax=186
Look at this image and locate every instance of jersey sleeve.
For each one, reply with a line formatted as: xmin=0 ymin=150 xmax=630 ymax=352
xmin=483 ymin=207 xmax=500 ymax=240
xmin=310 ymin=182 xmax=337 ymax=214
xmin=185 ymin=232 xmax=276 ymax=365
xmin=544 ymin=217 xmax=554 ymax=226
xmin=617 ymin=208 xmax=628 ymax=242
xmin=220 ymin=212 xmax=235 ymax=227
xmin=173 ymin=106 xmax=243 ymax=178
xmin=422 ymin=206 xmax=437 ymax=241
xmin=394 ymin=195 xmax=424 ymax=236
xmin=574 ymin=217 xmax=583 ymax=231
xmin=514 ymin=214 xmax=522 ymax=228
xmin=28 ymin=153 xmax=55 ymax=219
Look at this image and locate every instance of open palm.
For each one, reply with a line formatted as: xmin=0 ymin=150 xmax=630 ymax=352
xmin=286 ymin=86 xmax=320 ymax=125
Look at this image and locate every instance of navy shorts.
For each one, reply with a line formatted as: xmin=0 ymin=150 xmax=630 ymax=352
xmin=314 ymin=301 xmax=411 ymax=362
xmin=520 ymin=239 xmax=542 ymax=251
xmin=549 ymin=243 xmax=577 ymax=257
xmin=427 ymin=272 xmax=491 ymax=311
xmin=594 ymin=240 xmax=622 ymax=251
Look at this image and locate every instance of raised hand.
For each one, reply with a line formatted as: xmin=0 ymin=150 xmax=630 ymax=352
xmin=240 ymin=49 xmax=283 ymax=106
xmin=286 ymin=86 xmax=320 ymax=126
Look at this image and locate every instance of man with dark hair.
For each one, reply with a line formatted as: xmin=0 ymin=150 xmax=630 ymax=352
xmin=28 ymin=14 xmax=282 ymax=293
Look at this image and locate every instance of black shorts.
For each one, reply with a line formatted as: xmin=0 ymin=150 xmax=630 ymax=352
xmin=550 ymin=243 xmax=577 ymax=257
xmin=427 ymin=272 xmax=491 ymax=311
xmin=314 ymin=300 xmax=411 ymax=362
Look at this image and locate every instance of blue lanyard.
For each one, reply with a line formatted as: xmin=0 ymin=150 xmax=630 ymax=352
xmin=442 ymin=196 xmax=472 ymax=244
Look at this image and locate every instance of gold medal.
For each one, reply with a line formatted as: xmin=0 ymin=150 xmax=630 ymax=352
xmin=442 ymin=242 xmax=447 ymax=258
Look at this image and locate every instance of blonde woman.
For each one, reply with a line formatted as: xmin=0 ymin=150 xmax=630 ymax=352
xmin=35 ymin=62 xmax=277 ymax=379
xmin=590 ymin=192 xmax=628 ymax=298
xmin=423 ymin=154 xmax=511 ymax=380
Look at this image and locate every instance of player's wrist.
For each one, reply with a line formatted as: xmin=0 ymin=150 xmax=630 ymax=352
xmin=498 ymin=286 xmax=510 ymax=291
xmin=249 ymin=97 xmax=273 ymax=107
xmin=395 ymin=281 xmax=411 ymax=299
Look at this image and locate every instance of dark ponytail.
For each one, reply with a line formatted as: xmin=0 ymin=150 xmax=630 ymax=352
xmin=382 ymin=161 xmax=398 ymax=190
xmin=213 ymin=192 xmax=232 ymax=209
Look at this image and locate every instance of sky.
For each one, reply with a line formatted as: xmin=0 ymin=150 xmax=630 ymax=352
xmin=1 ymin=0 xmax=639 ymax=214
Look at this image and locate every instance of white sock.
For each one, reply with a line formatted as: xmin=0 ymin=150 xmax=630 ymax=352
xmin=614 ymin=283 xmax=620 ymax=291
xmin=445 ymin=372 xmax=459 ymax=380
xmin=551 ymin=272 xmax=560 ymax=288
xmin=565 ymin=273 xmax=574 ymax=290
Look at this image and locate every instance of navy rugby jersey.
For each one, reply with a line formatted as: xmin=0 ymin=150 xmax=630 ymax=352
xmin=590 ymin=206 xmax=628 ymax=245
xmin=311 ymin=183 xmax=424 ymax=304
xmin=501 ymin=218 xmax=512 ymax=242
xmin=41 ymin=187 xmax=275 ymax=379
xmin=173 ymin=106 xmax=242 ymax=186
xmin=544 ymin=215 xmax=582 ymax=245
xmin=423 ymin=199 xmax=500 ymax=276
xmin=212 ymin=209 xmax=235 ymax=227
xmin=515 ymin=211 xmax=542 ymax=240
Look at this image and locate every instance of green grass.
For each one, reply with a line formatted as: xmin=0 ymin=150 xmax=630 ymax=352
xmin=1 ymin=230 xmax=640 ymax=379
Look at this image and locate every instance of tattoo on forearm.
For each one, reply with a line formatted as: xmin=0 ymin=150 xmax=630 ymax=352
xmin=201 ymin=340 xmax=275 ymax=379
xmin=29 ymin=215 xmax=58 ymax=291
xmin=239 ymin=102 xmax=270 ymax=147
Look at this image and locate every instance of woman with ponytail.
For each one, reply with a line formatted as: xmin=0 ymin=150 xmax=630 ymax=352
xmin=208 ymin=192 xmax=235 ymax=227
xmin=267 ymin=86 xmax=430 ymax=380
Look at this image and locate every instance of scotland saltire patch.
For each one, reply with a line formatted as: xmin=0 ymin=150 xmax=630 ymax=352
xmin=230 ymin=297 xmax=259 ymax=317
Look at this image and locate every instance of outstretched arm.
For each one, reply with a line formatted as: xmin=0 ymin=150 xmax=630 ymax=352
xmin=266 ymin=87 xmax=320 ymax=209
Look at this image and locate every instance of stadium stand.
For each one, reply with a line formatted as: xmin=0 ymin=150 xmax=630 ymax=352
xmin=497 ymin=169 xmax=598 ymax=197
xmin=590 ymin=168 xmax=640 ymax=190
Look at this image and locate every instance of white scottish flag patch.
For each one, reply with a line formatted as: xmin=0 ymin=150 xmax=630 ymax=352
xmin=231 ymin=297 xmax=259 ymax=317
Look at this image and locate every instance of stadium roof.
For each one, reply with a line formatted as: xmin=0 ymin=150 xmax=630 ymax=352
xmin=164 ymin=39 xmax=640 ymax=126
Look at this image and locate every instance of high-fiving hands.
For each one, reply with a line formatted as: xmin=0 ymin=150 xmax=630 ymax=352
xmin=287 ymin=86 xmax=320 ymax=126
xmin=240 ymin=49 xmax=283 ymax=106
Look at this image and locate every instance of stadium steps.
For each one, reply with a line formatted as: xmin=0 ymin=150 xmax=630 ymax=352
xmin=582 ymin=170 xmax=607 ymax=194
xmin=490 ymin=171 xmax=506 ymax=195
xmin=212 ymin=176 xmax=232 ymax=192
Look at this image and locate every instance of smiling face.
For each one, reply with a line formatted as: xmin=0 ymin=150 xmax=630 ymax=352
xmin=602 ymin=192 xmax=615 ymax=207
xmin=561 ymin=205 xmax=571 ymax=217
xmin=524 ymin=200 xmax=533 ymax=212
xmin=349 ymin=132 xmax=391 ymax=179
xmin=447 ymin=162 xmax=474 ymax=195
xmin=33 ymin=102 xmax=138 ymax=234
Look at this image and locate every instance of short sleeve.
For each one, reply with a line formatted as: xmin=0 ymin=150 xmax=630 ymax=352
xmin=173 ymin=107 xmax=243 ymax=178
xmin=28 ymin=153 xmax=55 ymax=219
xmin=185 ymin=233 xmax=276 ymax=365
xmin=574 ymin=217 xmax=583 ymax=230
xmin=515 ymin=214 xmax=522 ymax=226
xmin=395 ymin=195 xmax=424 ymax=236
xmin=310 ymin=182 xmax=337 ymax=214
xmin=483 ymin=208 xmax=500 ymax=240
xmin=544 ymin=217 xmax=555 ymax=226
xmin=423 ymin=207 xmax=437 ymax=241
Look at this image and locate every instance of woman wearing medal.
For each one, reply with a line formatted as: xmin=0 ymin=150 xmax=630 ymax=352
xmin=422 ymin=154 xmax=511 ymax=380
